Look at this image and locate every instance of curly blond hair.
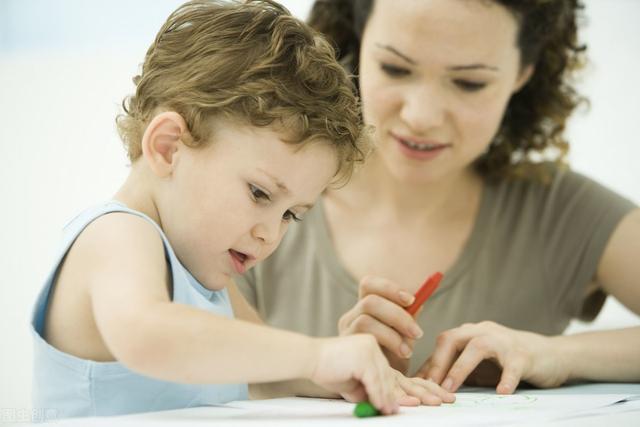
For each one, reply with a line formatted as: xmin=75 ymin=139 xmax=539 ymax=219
xmin=117 ymin=0 xmax=367 ymax=184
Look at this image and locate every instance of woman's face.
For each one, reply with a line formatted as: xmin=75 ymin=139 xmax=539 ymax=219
xmin=359 ymin=0 xmax=532 ymax=183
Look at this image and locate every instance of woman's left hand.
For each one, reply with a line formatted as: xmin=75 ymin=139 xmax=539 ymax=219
xmin=415 ymin=321 xmax=570 ymax=394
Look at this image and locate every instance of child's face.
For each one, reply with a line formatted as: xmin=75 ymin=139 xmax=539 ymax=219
xmin=158 ymin=119 xmax=337 ymax=291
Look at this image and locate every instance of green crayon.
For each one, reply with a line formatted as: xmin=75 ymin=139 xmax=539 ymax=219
xmin=353 ymin=401 xmax=380 ymax=418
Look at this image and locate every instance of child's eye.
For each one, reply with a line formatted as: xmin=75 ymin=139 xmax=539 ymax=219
xmin=454 ymin=79 xmax=487 ymax=92
xmin=282 ymin=210 xmax=302 ymax=223
xmin=380 ymin=63 xmax=410 ymax=78
xmin=249 ymin=184 xmax=270 ymax=202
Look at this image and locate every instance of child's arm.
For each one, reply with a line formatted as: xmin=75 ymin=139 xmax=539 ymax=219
xmin=74 ymin=214 xmax=452 ymax=412
xmin=85 ymin=214 xmax=321 ymax=383
xmin=226 ymin=281 xmax=452 ymax=405
xmin=227 ymin=282 xmax=337 ymax=399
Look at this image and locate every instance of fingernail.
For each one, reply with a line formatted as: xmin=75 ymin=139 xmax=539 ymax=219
xmin=400 ymin=342 xmax=413 ymax=358
xmin=498 ymin=383 xmax=511 ymax=394
xmin=399 ymin=291 xmax=414 ymax=305
xmin=410 ymin=324 xmax=423 ymax=338
xmin=442 ymin=377 xmax=454 ymax=392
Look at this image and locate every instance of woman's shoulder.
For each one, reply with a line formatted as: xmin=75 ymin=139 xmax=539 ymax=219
xmin=488 ymin=162 xmax=631 ymax=206
xmin=483 ymin=162 xmax=636 ymax=236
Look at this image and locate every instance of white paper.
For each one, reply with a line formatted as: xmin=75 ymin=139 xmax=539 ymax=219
xmin=49 ymin=392 xmax=640 ymax=427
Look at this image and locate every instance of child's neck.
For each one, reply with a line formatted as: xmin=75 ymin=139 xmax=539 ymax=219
xmin=113 ymin=164 xmax=162 ymax=227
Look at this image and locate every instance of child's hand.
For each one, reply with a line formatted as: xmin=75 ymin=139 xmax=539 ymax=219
xmin=392 ymin=370 xmax=455 ymax=406
xmin=308 ymin=335 xmax=453 ymax=414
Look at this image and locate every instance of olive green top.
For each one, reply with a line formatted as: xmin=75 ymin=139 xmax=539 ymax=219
xmin=236 ymin=167 xmax=636 ymax=373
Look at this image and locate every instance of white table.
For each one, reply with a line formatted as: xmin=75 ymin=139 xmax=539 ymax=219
xmin=41 ymin=383 xmax=640 ymax=427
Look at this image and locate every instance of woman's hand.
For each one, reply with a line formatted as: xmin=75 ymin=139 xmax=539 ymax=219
xmin=337 ymin=276 xmax=424 ymax=373
xmin=416 ymin=321 xmax=570 ymax=394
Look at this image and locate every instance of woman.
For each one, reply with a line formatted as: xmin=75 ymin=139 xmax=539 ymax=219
xmin=236 ymin=0 xmax=640 ymax=394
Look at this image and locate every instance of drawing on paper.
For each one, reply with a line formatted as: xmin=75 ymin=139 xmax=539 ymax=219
xmin=452 ymin=394 xmax=538 ymax=410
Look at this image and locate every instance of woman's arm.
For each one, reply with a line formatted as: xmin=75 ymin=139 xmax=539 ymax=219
xmin=418 ymin=209 xmax=640 ymax=393
xmin=557 ymin=208 xmax=640 ymax=382
xmin=336 ymin=209 xmax=640 ymax=394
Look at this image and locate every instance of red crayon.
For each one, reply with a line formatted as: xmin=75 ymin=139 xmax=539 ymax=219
xmin=405 ymin=272 xmax=443 ymax=316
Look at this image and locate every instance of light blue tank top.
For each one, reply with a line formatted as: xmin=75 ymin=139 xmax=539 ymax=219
xmin=31 ymin=201 xmax=248 ymax=419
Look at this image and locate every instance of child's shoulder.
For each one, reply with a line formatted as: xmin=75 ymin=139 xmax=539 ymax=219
xmin=44 ymin=205 xmax=170 ymax=361
xmin=71 ymin=208 xmax=166 ymax=271
xmin=80 ymin=209 xmax=162 ymax=244
xmin=59 ymin=203 xmax=169 ymax=289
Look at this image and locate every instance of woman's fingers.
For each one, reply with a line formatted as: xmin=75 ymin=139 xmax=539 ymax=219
xmin=418 ymin=321 xmax=536 ymax=394
xmin=339 ymin=293 xmax=422 ymax=358
xmin=349 ymin=313 xmax=417 ymax=358
xmin=358 ymin=275 xmax=415 ymax=308
xmin=419 ymin=327 xmax=473 ymax=384
xmin=338 ymin=275 xmax=424 ymax=361
xmin=496 ymin=353 xmax=526 ymax=394
xmin=359 ymin=294 xmax=423 ymax=339
xmin=464 ymin=359 xmax=503 ymax=387
xmin=438 ymin=336 xmax=502 ymax=392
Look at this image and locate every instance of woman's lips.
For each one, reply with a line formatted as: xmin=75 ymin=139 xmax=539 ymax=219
xmin=391 ymin=133 xmax=450 ymax=160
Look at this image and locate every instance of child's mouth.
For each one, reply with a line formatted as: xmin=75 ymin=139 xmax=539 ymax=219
xmin=229 ymin=249 xmax=249 ymax=274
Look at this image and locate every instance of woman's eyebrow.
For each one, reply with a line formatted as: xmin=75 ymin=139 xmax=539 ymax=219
xmin=448 ymin=64 xmax=500 ymax=72
xmin=375 ymin=43 xmax=417 ymax=65
xmin=375 ymin=43 xmax=500 ymax=73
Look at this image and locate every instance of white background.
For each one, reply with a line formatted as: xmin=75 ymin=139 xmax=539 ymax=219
xmin=1 ymin=0 xmax=639 ymax=413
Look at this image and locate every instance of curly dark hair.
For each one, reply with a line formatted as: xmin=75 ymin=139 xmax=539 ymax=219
xmin=308 ymin=0 xmax=588 ymax=181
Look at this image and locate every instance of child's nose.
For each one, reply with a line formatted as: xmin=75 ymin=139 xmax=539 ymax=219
xmin=250 ymin=219 xmax=280 ymax=246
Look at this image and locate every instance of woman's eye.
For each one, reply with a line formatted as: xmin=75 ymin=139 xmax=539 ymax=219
xmin=282 ymin=210 xmax=302 ymax=222
xmin=380 ymin=63 xmax=410 ymax=77
xmin=249 ymin=184 xmax=270 ymax=201
xmin=454 ymin=79 xmax=487 ymax=92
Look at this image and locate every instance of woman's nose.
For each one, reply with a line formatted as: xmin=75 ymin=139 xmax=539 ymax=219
xmin=399 ymin=84 xmax=446 ymax=134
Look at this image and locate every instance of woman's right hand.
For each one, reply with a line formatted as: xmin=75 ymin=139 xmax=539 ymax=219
xmin=338 ymin=276 xmax=424 ymax=373
xmin=309 ymin=334 xmax=454 ymax=414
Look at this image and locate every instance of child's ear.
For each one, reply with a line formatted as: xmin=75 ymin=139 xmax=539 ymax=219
xmin=141 ymin=112 xmax=190 ymax=177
